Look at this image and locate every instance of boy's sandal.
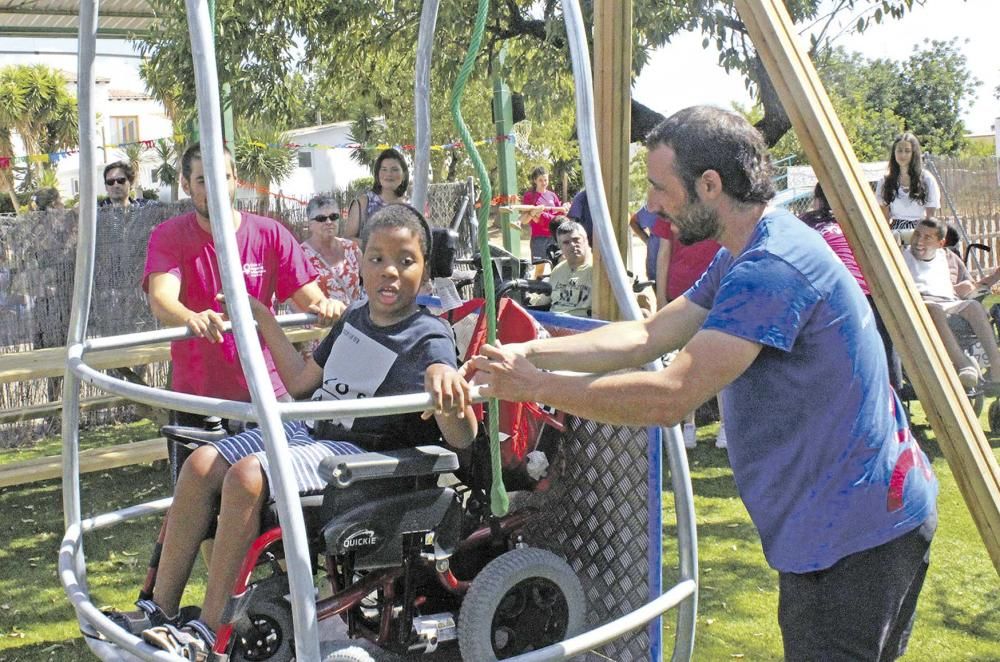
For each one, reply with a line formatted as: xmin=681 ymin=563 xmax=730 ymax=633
xmin=142 ymin=619 xmax=216 ymax=661
xmin=92 ymin=599 xmax=173 ymax=638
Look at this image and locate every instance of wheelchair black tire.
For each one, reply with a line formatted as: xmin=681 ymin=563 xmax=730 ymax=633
xmin=989 ymin=399 xmax=1000 ymax=432
xmin=458 ymin=547 xmax=585 ymax=661
xmin=229 ymin=573 xmax=294 ymax=662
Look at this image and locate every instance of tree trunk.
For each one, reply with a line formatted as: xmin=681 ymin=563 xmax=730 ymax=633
xmin=750 ymin=55 xmax=792 ymax=148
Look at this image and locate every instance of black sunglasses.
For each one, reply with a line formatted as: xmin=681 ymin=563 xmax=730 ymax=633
xmin=105 ymin=176 xmax=128 ymax=186
xmin=310 ymin=214 xmax=339 ymax=223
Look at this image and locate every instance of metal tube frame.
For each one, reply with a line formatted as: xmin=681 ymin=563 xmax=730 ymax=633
xmin=561 ymin=1 xmax=698 ymax=659
xmin=61 ymin=0 xmax=698 ymax=659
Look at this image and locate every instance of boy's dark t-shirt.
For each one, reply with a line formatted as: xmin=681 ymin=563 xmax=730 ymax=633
xmin=311 ymin=301 xmax=457 ymax=446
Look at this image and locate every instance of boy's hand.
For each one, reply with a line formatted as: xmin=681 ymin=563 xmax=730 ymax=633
xmin=422 ymin=363 xmax=471 ymax=420
xmin=311 ymin=298 xmax=346 ymax=326
xmin=185 ymin=309 xmax=227 ymax=343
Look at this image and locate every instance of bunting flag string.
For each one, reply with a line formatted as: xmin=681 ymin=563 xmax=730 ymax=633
xmin=0 ymin=132 xmax=521 ymax=170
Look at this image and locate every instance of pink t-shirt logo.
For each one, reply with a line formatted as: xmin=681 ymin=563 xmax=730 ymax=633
xmin=242 ymin=262 xmax=266 ymax=277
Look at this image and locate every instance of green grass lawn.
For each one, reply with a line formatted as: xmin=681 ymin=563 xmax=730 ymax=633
xmin=0 ymin=410 xmax=997 ymax=661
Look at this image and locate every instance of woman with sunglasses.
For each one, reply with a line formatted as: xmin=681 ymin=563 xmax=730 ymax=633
xmin=343 ymin=147 xmax=410 ymax=241
xmin=301 ymin=195 xmax=362 ymax=306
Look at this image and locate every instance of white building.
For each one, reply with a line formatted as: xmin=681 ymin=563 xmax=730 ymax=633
xmin=256 ymin=121 xmax=373 ymax=205
xmin=0 ymin=43 xmax=174 ymax=202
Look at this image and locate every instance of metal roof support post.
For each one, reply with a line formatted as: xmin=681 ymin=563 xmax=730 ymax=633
xmin=412 ymin=0 xmax=439 ymax=213
xmin=184 ymin=1 xmax=322 ymax=659
xmin=62 ymin=0 xmax=102 ymax=602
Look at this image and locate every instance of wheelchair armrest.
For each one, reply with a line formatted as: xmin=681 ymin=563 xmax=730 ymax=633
xmin=318 ymin=445 xmax=460 ymax=489
xmin=160 ymin=424 xmax=230 ymax=448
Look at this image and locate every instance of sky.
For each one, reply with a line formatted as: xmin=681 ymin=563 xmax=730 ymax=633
xmin=2 ymin=0 xmax=996 ymax=136
xmin=633 ymin=0 xmax=1000 ymax=135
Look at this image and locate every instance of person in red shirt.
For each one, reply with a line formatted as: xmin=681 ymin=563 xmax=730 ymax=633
xmin=651 ymin=217 xmax=726 ymax=448
xmin=519 ymin=166 xmax=568 ymax=261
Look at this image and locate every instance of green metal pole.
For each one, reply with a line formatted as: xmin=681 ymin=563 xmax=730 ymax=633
xmin=492 ymin=48 xmax=520 ymax=259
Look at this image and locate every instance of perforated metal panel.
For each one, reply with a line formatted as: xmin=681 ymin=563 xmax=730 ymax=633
xmin=517 ymin=416 xmax=652 ymax=661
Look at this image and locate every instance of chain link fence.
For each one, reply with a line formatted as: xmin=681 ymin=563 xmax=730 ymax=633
xmin=0 ymin=180 xmax=479 ymax=446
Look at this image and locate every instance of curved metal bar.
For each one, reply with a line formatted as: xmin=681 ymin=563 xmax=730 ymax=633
xmin=60 ymin=501 xmax=182 ymax=661
xmin=62 ymin=0 xmax=102 ymax=609
xmin=561 ymin=1 xmax=698 ymax=659
xmin=183 ymin=2 xmax=320 ymax=658
xmin=506 ymin=579 xmax=697 ymax=662
xmin=411 ymin=0 xmax=440 ymax=212
xmin=82 ymin=313 xmax=314 ymax=352
xmin=68 ymin=341 xmax=488 ymax=423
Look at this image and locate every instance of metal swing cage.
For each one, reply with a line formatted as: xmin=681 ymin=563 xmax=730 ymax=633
xmin=48 ymin=0 xmax=700 ymax=659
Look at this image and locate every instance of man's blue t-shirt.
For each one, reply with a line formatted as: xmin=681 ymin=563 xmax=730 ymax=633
xmin=686 ymin=209 xmax=937 ymax=573
xmin=566 ymin=190 xmax=594 ymax=244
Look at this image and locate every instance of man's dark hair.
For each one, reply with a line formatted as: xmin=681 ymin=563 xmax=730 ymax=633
xmin=181 ymin=142 xmax=235 ymax=181
xmin=645 ymin=105 xmax=775 ymax=205
xmin=917 ymin=217 xmax=946 ymax=241
xmin=103 ymin=160 xmax=135 ymax=183
xmin=813 ymin=182 xmax=830 ymax=213
xmin=371 ymin=148 xmax=409 ymax=197
xmin=360 ymin=203 xmax=431 ymax=260
xmin=555 ymin=220 xmax=586 ymax=239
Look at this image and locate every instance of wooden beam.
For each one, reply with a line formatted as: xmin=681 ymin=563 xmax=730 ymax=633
xmin=734 ymin=0 xmax=1000 ymax=574
xmin=0 ymin=437 xmax=167 ymax=489
xmin=592 ymin=0 xmax=632 ymax=321
xmin=0 ymin=395 xmax=127 ymax=425
xmin=0 ymin=327 xmax=326 ymax=385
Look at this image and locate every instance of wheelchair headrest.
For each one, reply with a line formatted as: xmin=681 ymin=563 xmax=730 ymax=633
xmin=430 ymin=226 xmax=458 ymax=279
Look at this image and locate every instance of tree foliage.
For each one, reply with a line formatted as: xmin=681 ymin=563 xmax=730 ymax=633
xmin=772 ymin=39 xmax=979 ymax=162
xmin=0 ymin=64 xmax=78 ymax=211
xmin=133 ymin=0 xmax=936 ymax=192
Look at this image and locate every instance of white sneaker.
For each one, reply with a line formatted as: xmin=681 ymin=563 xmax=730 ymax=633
xmin=682 ymin=423 xmax=697 ymax=449
xmin=715 ymin=424 xmax=728 ymax=449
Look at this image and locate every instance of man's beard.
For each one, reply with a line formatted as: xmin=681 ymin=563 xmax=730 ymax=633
xmin=674 ymin=200 xmax=721 ymax=246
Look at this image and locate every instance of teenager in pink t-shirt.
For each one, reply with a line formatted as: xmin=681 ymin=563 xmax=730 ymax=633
xmin=142 ymin=143 xmax=342 ymax=403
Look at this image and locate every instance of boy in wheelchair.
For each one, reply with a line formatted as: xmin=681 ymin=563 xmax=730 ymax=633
xmin=106 ymin=205 xmax=478 ymax=659
xmin=903 ymin=218 xmax=1000 ymax=393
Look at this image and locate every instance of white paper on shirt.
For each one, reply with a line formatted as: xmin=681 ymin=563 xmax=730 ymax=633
xmin=312 ymin=322 xmax=398 ymax=430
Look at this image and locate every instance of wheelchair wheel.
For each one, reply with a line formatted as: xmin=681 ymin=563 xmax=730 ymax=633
xmin=970 ymin=391 xmax=984 ymax=417
xmin=230 ymin=573 xmax=294 ymax=662
xmin=458 ymin=547 xmax=585 ymax=661
xmin=989 ymin=399 xmax=1000 ymax=432
xmin=321 ymin=642 xmax=377 ymax=662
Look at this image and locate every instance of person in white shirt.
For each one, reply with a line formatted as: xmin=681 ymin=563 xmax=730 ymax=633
xmin=903 ymin=218 xmax=1000 ymax=391
xmin=876 ymin=133 xmax=940 ymax=246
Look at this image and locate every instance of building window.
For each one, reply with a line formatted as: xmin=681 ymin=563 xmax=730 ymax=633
xmin=110 ymin=116 xmax=139 ymax=144
xmin=297 ymin=150 xmax=313 ymax=168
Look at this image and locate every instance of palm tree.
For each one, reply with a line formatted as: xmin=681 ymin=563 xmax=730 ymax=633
xmin=151 ymin=138 xmax=178 ymax=201
xmin=0 ymin=68 xmax=26 ymax=211
xmin=234 ymin=123 xmax=295 ymax=213
xmin=0 ymin=64 xmax=78 ymax=210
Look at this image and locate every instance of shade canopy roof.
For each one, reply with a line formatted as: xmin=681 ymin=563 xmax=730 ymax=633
xmin=0 ymin=0 xmax=156 ymax=38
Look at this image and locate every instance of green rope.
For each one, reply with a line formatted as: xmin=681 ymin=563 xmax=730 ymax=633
xmin=450 ymin=0 xmax=507 ymax=517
